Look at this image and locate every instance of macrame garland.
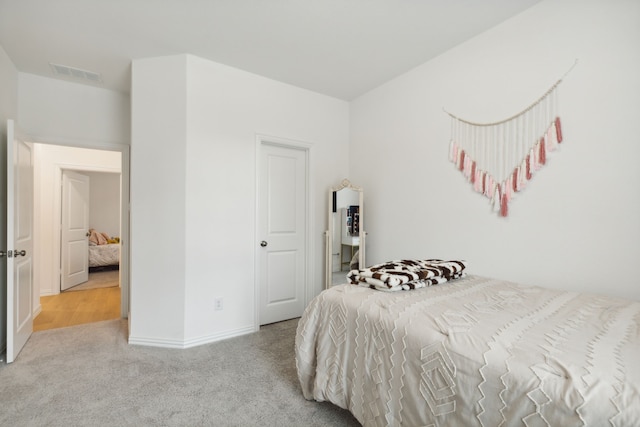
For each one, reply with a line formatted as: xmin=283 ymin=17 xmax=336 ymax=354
xmin=445 ymin=63 xmax=575 ymax=217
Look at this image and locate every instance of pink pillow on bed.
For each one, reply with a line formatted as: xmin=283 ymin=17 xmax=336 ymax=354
xmin=88 ymin=228 xmax=108 ymax=245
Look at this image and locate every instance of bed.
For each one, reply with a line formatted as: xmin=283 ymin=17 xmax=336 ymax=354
xmin=88 ymin=228 xmax=120 ymax=268
xmin=295 ymin=264 xmax=640 ymax=426
xmin=88 ymin=242 xmax=120 ymax=267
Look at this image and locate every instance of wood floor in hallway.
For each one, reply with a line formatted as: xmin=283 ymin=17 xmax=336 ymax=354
xmin=34 ymin=286 xmax=121 ymax=332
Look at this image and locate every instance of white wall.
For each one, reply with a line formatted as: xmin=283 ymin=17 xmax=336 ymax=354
xmin=350 ymin=0 xmax=640 ymax=300
xmin=130 ymin=55 xmax=189 ymax=345
xmin=87 ymin=172 xmax=121 ymax=237
xmin=0 ymin=45 xmax=17 ymax=127
xmin=18 ymin=73 xmax=130 ymax=147
xmin=0 ymin=43 xmax=19 ymax=354
xmin=130 ymin=54 xmax=350 ymax=347
xmin=33 ymin=144 xmax=121 ymax=297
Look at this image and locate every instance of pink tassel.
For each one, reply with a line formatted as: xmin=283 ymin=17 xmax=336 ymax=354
xmin=505 ymin=178 xmax=512 ymax=201
xmin=449 ymin=140 xmax=457 ymax=162
xmin=526 ymin=154 xmax=532 ymax=180
xmin=452 ymin=145 xmax=459 ymax=165
xmin=470 ymin=161 xmax=477 ymax=183
xmin=482 ymin=171 xmax=487 ymax=193
xmin=459 ymin=150 xmax=465 ymax=171
xmin=488 ymin=177 xmax=495 ymax=198
xmin=495 ymin=183 xmax=509 ymax=217
xmin=473 ymin=169 xmax=479 ymax=192
xmin=512 ymin=169 xmax=518 ymax=192
xmin=481 ymin=172 xmax=487 ymax=196
xmin=539 ymin=137 xmax=546 ymax=165
xmin=555 ymin=117 xmax=563 ymax=143
xmin=500 ymin=190 xmax=508 ymax=217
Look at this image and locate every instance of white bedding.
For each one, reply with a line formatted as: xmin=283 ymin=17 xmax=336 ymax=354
xmin=295 ymin=275 xmax=640 ymax=426
xmin=88 ymin=243 xmax=120 ymax=267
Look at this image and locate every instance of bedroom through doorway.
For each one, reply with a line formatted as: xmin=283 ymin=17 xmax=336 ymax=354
xmin=31 ymin=143 xmax=125 ymax=332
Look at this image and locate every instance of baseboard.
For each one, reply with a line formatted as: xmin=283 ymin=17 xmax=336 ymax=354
xmin=127 ymin=336 xmax=186 ymax=349
xmin=128 ymin=325 xmax=255 ymax=349
xmin=40 ymin=290 xmax=58 ymax=297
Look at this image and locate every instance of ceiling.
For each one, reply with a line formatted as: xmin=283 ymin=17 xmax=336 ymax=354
xmin=0 ymin=0 xmax=541 ymax=100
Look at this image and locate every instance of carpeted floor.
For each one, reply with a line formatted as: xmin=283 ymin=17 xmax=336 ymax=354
xmin=64 ymin=268 xmax=119 ymax=292
xmin=0 ymin=318 xmax=360 ymax=426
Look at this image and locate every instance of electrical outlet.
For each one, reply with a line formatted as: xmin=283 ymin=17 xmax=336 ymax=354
xmin=214 ymin=297 xmax=223 ymax=311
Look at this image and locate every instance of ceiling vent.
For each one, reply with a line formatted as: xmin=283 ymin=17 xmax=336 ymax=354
xmin=49 ymin=62 xmax=102 ymax=83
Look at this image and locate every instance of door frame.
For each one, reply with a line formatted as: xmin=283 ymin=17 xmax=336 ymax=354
xmin=254 ymin=134 xmax=313 ymax=331
xmin=30 ymin=137 xmax=130 ymax=321
xmin=54 ymin=166 xmax=119 ymax=294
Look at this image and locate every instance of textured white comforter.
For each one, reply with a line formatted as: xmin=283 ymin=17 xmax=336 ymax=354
xmin=88 ymin=243 xmax=120 ymax=267
xmin=295 ymin=275 xmax=640 ymax=426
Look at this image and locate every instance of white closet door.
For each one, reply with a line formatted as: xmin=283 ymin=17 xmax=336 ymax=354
xmin=257 ymin=142 xmax=307 ymax=325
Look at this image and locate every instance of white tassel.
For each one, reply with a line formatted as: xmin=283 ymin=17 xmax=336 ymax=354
xmin=519 ymin=159 xmax=528 ymax=188
xmin=546 ymin=125 xmax=556 ymax=152
xmin=449 ymin=140 xmax=457 ymax=162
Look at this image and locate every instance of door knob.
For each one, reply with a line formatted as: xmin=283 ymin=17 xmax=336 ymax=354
xmin=14 ymin=250 xmax=26 ymax=257
xmin=260 ymin=241 xmax=268 ymax=247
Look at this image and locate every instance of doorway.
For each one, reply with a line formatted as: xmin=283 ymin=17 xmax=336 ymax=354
xmin=31 ymin=142 xmax=129 ymax=331
xmin=60 ymin=170 xmax=121 ymax=291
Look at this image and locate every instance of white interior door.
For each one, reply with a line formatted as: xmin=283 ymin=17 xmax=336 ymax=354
xmin=258 ymin=142 xmax=307 ymax=325
xmin=61 ymin=170 xmax=90 ymax=291
xmin=6 ymin=119 xmax=34 ymax=363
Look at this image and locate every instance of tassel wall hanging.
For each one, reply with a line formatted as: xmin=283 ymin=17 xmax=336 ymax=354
xmin=445 ymin=61 xmax=576 ymax=217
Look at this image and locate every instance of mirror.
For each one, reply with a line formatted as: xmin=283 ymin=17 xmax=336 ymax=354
xmin=325 ymin=179 xmax=365 ymax=289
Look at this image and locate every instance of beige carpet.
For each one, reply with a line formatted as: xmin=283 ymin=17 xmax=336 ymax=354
xmin=64 ymin=269 xmax=119 ymax=292
xmin=0 ymin=318 xmax=360 ymax=426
